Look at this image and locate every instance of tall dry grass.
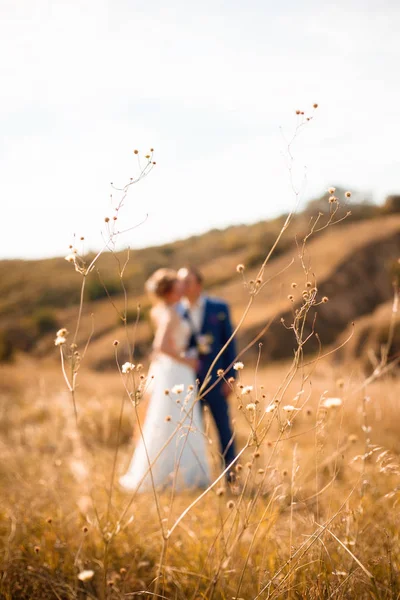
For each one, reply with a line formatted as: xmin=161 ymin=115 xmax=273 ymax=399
xmin=1 ymin=115 xmax=400 ymax=600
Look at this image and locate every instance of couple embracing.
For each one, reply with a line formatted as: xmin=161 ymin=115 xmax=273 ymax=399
xmin=119 ymin=267 xmax=238 ymax=492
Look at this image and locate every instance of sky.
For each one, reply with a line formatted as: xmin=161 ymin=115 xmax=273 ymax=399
xmin=1 ymin=0 xmax=400 ymax=260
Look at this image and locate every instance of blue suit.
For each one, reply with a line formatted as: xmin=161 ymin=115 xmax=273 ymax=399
xmin=181 ymin=297 xmax=237 ymax=476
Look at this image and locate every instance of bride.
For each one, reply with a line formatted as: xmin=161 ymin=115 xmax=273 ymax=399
xmin=119 ymin=268 xmax=211 ymax=492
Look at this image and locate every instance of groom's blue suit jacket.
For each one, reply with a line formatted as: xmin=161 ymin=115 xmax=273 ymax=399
xmin=196 ymin=297 xmax=237 ymax=388
xmin=180 ymin=296 xmax=237 ymax=391
xmin=180 ymin=296 xmax=237 ymax=470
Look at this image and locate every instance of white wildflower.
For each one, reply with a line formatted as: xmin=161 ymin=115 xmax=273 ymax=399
xmin=265 ymin=404 xmax=276 ymax=413
xmin=246 ymin=403 xmax=256 ymax=411
xmin=171 ymin=384 xmax=184 ymax=394
xmin=241 ymin=385 xmax=253 ymax=395
xmin=65 ymin=253 xmax=76 ymax=263
xmin=78 ymin=569 xmax=95 ymax=581
xmin=283 ymin=405 xmax=300 ymax=413
xmin=55 ymin=336 xmax=66 ymax=346
xmin=233 ymin=361 xmax=244 ymax=371
xmin=57 ymin=328 xmax=69 ymax=337
xmin=322 ymin=397 xmax=342 ymax=408
xmin=121 ymin=362 xmax=135 ymax=374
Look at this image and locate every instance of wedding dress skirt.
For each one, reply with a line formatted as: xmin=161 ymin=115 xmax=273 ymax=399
xmin=119 ymin=317 xmax=211 ymax=492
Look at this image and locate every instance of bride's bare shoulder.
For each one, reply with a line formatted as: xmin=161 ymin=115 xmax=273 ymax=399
xmin=150 ymin=304 xmax=177 ymax=327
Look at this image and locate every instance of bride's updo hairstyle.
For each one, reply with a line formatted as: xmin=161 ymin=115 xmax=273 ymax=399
xmin=145 ymin=268 xmax=177 ymax=303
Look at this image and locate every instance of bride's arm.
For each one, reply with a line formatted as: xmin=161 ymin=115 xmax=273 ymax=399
xmin=153 ymin=310 xmax=198 ymax=370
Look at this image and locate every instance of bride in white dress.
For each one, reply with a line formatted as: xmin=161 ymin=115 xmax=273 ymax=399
xmin=119 ymin=268 xmax=211 ymax=493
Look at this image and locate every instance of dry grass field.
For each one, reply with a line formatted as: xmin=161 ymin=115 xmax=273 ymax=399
xmin=1 ymin=191 xmax=400 ymax=599
xmin=1 ymin=338 xmax=400 ymax=599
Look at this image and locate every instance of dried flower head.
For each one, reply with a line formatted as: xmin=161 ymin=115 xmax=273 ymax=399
xmin=246 ymin=403 xmax=256 ymax=411
xmin=78 ymin=570 xmax=94 ymax=581
xmin=283 ymin=405 xmax=300 ymax=413
xmin=322 ymin=296 xmax=329 ymax=303
xmin=54 ymin=336 xmax=66 ymax=346
xmin=241 ymin=385 xmax=253 ymax=396
xmin=104 ymin=217 xmax=110 ymax=223
xmin=227 ymin=500 xmax=235 ymax=509
xmin=113 ymin=340 xmax=119 ymax=346
xmin=65 ymin=254 xmax=76 ymax=263
xmin=345 ymin=191 xmax=352 ymax=198
xmin=217 ymin=369 xmax=224 ymax=377
xmin=265 ymin=404 xmax=276 ymax=413
xmin=322 ymin=397 xmax=342 ymax=408
xmin=171 ymin=384 xmax=184 ymax=394
xmin=121 ymin=362 xmax=135 ymax=374
xmin=57 ymin=328 xmax=69 ymax=338
xmin=165 ymin=415 xmax=171 ymax=422
xmin=288 ymin=294 xmax=294 ymax=301
xmin=328 ymin=187 xmax=336 ymax=194
xmin=233 ymin=361 xmax=244 ymax=371
xmin=291 ymin=282 xmax=297 ymax=288
xmin=216 ymin=487 xmax=225 ymax=496
xmin=236 ymin=264 xmax=245 ymax=273
xmin=313 ymin=103 xmax=318 ymax=108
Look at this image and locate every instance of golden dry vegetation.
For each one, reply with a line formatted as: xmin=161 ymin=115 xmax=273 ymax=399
xmin=1 ymin=192 xmax=400 ymax=599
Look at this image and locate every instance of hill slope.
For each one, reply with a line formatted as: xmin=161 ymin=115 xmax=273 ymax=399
xmin=1 ymin=201 xmax=399 ymax=368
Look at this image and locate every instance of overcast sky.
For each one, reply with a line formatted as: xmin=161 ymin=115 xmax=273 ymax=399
xmin=1 ymin=0 xmax=399 ymax=260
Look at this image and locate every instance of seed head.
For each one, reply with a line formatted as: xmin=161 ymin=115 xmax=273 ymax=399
xmin=121 ymin=362 xmax=135 ymax=374
xmin=145 ymin=154 xmax=150 ymax=159
xmin=113 ymin=340 xmax=119 ymax=346
xmin=306 ymin=281 xmax=312 ymax=288
xmin=236 ymin=463 xmax=243 ymax=472
xmin=246 ymin=461 xmax=252 ymax=469
xmin=291 ymin=282 xmax=297 ymax=289
xmin=164 ymin=389 xmax=170 ymax=395
xmin=236 ymin=263 xmax=245 ymax=273
xmin=233 ymin=361 xmax=244 ymax=371
xmin=217 ymin=369 xmax=224 ymax=377
xmin=78 ymin=569 xmax=94 ymax=581
xmin=165 ymin=415 xmax=171 ymax=422
xmin=34 ymin=546 xmax=40 ymax=554
xmin=241 ymin=385 xmax=253 ymax=395
xmin=329 ymin=196 xmax=337 ymax=203
xmin=46 ymin=517 xmax=52 ymax=524
xmin=313 ymin=103 xmax=318 ymax=108
xmin=82 ymin=526 xmax=89 ymax=533
xmin=104 ymin=217 xmax=110 ymax=223
xmin=227 ymin=500 xmax=235 ymax=509
xmin=345 ymin=191 xmax=352 ymax=198
xmin=288 ymin=294 xmax=294 ymax=301
xmin=150 ymin=148 xmax=154 ymax=152
xmin=216 ymin=487 xmax=225 ymax=496
xmin=328 ymin=187 xmax=336 ymax=194
xmin=253 ymin=450 xmax=261 ymax=458
xmin=134 ymin=149 xmax=139 ymax=154
xmin=322 ymin=296 xmax=329 ymax=303
xmin=172 ymin=384 xmax=184 ymax=394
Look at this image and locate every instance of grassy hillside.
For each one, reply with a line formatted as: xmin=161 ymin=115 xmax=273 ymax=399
xmin=0 ymin=194 xmax=399 ymax=369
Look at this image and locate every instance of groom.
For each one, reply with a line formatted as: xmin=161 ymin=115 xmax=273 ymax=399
xmin=177 ymin=267 xmax=237 ymax=481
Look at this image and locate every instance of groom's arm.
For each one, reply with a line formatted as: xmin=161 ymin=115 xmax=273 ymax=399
xmin=220 ymin=302 xmax=237 ymax=382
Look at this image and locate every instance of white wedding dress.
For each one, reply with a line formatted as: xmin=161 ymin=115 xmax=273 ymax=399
xmin=119 ymin=307 xmax=211 ymax=493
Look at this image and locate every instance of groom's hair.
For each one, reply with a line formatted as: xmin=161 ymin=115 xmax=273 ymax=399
xmin=184 ymin=266 xmax=204 ymax=285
